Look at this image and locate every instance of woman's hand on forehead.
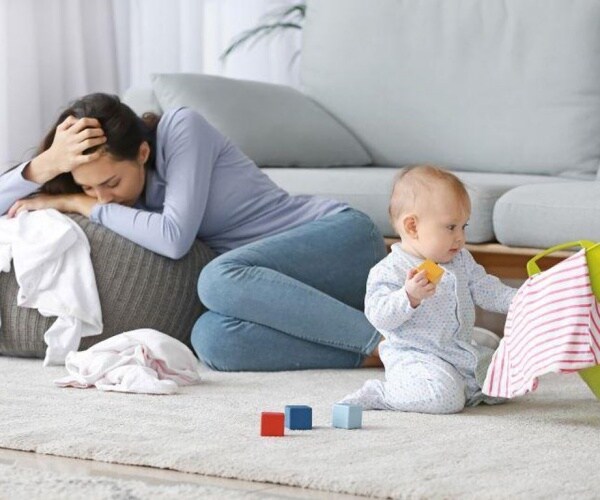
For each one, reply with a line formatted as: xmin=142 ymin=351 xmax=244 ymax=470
xmin=46 ymin=116 xmax=107 ymax=174
xmin=60 ymin=116 xmax=103 ymax=133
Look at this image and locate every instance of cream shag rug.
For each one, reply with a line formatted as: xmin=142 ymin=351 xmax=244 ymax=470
xmin=1 ymin=357 xmax=599 ymax=499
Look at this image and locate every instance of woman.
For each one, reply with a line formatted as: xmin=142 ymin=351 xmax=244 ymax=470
xmin=0 ymin=93 xmax=386 ymax=371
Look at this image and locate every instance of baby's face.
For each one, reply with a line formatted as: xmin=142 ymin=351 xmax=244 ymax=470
xmin=400 ymin=190 xmax=470 ymax=264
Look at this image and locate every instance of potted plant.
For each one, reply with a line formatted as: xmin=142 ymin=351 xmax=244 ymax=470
xmin=221 ymin=2 xmax=306 ymax=62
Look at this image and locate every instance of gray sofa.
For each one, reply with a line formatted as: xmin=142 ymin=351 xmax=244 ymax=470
xmin=4 ymin=0 xmax=600 ymax=357
xmin=124 ymin=0 xmax=600 ymax=250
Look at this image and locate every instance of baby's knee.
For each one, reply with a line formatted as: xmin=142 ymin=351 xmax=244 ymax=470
xmin=428 ymin=378 xmax=466 ymax=414
xmin=381 ymin=377 xmax=466 ymax=414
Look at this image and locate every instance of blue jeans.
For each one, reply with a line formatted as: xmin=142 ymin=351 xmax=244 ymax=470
xmin=191 ymin=208 xmax=387 ymax=371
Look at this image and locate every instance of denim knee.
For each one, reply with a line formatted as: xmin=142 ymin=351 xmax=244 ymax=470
xmin=197 ymin=258 xmax=245 ymax=314
xmin=197 ymin=259 xmax=220 ymax=307
xmin=191 ymin=312 xmax=230 ymax=371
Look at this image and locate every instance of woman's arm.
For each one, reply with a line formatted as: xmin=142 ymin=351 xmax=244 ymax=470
xmin=0 ymin=162 xmax=43 ymax=215
xmin=22 ymin=151 xmax=63 ymax=184
xmin=89 ymin=108 xmax=224 ymax=259
xmin=1 ymin=116 xmax=105 ymax=216
xmin=7 ymin=192 xmax=96 ymax=218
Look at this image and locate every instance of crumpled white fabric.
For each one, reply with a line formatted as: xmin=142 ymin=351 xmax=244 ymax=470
xmin=54 ymin=329 xmax=202 ymax=394
xmin=0 ymin=209 xmax=102 ymax=366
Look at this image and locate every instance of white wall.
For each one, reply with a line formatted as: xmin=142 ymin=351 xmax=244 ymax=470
xmin=0 ymin=0 xmax=302 ymax=170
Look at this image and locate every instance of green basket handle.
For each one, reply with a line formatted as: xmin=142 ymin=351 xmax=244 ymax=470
xmin=526 ymin=240 xmax=596 ymax=277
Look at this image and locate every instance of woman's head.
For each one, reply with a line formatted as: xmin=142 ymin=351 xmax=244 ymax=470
xmin=69 ymin=142 xmax=149 ymax=206
xmin=40 ymin=93 xmax=159 ymax=206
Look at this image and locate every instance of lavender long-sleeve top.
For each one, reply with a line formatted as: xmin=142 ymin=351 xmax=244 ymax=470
xmin=0 ymin=108 xmax=347 ymax=257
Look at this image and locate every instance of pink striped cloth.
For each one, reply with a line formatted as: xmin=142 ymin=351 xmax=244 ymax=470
xmin=483 ymin=249 xmax=600 ymax=398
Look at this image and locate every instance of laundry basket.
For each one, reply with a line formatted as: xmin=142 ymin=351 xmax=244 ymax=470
xmin=527 ymin=240 xmax=600 ymax=399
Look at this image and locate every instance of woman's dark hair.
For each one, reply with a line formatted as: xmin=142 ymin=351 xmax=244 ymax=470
xmin=41 ymin=93 xmax=160 ymax=195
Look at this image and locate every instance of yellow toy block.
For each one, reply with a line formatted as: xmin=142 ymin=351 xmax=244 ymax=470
xmin=417 ymin=259 xmax=444 ymax=284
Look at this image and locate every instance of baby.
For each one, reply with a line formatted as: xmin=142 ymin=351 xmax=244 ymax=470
xmin=341 ymin=165 xmax=517 ymax=414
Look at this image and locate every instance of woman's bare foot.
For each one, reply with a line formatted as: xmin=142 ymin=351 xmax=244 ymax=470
xmin=361 ymin=340 xmax=383 ymax=367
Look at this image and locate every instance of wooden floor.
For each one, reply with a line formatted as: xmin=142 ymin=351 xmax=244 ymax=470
xmin=0 ymin=447 xmax=361 ymax=499
xmin=384 ymin=238 xmax=574 ymax=279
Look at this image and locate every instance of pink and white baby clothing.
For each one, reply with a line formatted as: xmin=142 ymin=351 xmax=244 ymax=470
xmin=54 ymin=329 xmax=202 ymax=394
xmin=340 ymin=244 xmax=517 ymax=414
xmin=483 ymin=249 xmax=600 ymax=398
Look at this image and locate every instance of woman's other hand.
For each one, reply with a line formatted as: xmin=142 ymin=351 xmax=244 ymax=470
xmin=23 ymin=116 xmax=106 ymax=184
xmin=7 ymin=193 xmax=97 ymax=218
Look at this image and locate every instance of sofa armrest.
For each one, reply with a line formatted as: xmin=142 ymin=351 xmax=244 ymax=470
xmin=149 ymin=73 xmax=372 ymax=168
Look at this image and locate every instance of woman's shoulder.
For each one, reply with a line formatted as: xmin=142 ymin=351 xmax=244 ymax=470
xmin=156 ymin=107 xmax=226 ymax=153
xmin=158 ymin=107 xmax=216 ymax=135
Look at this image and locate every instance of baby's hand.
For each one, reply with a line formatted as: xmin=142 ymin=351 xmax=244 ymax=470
xmin=405 ymin=268 xmax=436 ymax=308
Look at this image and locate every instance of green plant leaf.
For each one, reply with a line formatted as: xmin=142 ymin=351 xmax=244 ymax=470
xmin=221 ymin=2 xmax=306 ymax=62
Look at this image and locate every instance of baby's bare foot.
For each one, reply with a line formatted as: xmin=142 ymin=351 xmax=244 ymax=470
xmin=361 ymin=355 xmax=383 ymax=367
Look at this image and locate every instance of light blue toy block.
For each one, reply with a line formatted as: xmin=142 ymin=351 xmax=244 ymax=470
xmin=332 ymin=403 xmax=362 ymax=429
xmin=284 ymin=405 xmax=312 ymax=430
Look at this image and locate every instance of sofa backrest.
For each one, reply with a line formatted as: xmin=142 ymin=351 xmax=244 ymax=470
xmin=301 ymin=0 xmax=600 ymax=177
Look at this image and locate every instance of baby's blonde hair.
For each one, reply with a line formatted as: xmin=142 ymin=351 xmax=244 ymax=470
xmin=388 ymin=165 xmax=470 ymax=225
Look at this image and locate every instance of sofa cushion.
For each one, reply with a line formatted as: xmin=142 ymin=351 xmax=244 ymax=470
xmin=263 ymin=167 xmax=570 ymax=242
xmin=149 ymin=73 xmax=372 ymax=168
xmin=122 ymin=87 xmax=162 ymax=116
xmin=302 ymin=0 xmax=600 ymax=176
xmin=493 ymin=182 xmax=600 ymax=248
xmin=0 ymin=215 xmax=214 ymax=358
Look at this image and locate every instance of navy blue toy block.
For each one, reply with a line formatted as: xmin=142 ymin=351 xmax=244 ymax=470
xmin=284 ymin=405 xmax=312 ymax=430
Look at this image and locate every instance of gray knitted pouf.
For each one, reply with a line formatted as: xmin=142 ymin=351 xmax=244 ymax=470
xmin=0 ymin=215 xmax=214 ymax=358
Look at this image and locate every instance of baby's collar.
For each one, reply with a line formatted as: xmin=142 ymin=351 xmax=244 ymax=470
xmin=391 ymin=243 xmax=462 ymax=269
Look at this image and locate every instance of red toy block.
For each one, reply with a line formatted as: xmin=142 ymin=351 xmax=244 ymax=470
xmin=261 ymin=412 xmax=285 ymax=437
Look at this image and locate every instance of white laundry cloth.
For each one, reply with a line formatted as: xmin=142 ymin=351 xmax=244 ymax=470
xmin=54 ymin=329 xmax=202 ymax=395
xmin=0 ymin=209 xmax=102 ymax=366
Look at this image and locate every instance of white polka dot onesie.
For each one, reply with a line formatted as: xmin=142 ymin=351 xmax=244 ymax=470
xmin=341 ymin=244 xmax=517 ymax=414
